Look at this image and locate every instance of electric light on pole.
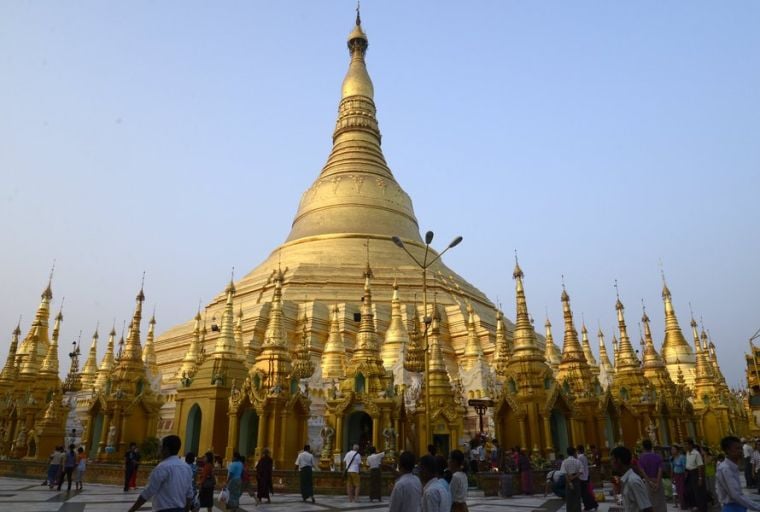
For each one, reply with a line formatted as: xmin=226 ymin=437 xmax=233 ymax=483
xmin=391 ymin=231 xmax=462 ymax=447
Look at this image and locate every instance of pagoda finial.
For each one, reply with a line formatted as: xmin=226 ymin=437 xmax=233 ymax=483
xmin=356 ymin=0 xmax=361 ymax=26
xmin=321 ymin=305 xmax=346 ymax=379
xmin=511 ymin=258 xmax=540 ymax=358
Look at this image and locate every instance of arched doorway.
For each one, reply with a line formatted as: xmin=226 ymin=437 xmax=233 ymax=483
xmin=89 ymin=413 xmax=104 ymax=457
xmin=496 ymin=404 xmax=521 ymax=451
xmin=344 ymin=411 xmax=372 ymax=453
xmin=186 ymin=404 xmax=202 ymax=455
xmin=550 ymin=409 xmax=570 ymax=455
xmin=620 ymin=406 xmax=638 ymax=448
xmin=238 ymin=409 xmax=259 ymax=458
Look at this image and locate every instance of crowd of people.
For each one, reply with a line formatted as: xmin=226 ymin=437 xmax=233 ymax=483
xmin=36 ymin=433 xmax=760 ymax=512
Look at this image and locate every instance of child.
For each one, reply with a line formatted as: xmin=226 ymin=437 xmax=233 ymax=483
xmin=76 ymin=447 xmax=86 ymax=491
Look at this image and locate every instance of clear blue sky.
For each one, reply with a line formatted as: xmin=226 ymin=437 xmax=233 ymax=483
xmin=1 ymin=1 xmax=758 ymax=386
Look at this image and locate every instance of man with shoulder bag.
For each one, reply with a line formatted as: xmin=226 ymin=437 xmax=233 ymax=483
xmin=343 ymin=444 xmax=362 ymax=502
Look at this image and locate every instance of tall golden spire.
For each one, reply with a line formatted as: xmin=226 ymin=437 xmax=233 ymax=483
xmin=234 ymin=305 xmax=245 ymax=362
xmin=382 ymin=280 xmax=410 ymax=369
xmin=284 ymin=11 xmax=421 ymax=244
xmin=580 ymin=322 xmax=599 ymax=376
xmin=254 ymin=267 xmax=292 ymax=386
xmin=427 ymin=300 xmax=447 ymax=373
xmin=213 ymin=279 xmax=239 ymax=357
xmin=354 ymin=266 xmax=381 ymax=362
xmin=142 ymin=312 xmax=159 ymax=377
xmin=461 ymin=303 xmax=484 ymax=370
xmin=40 ymin=307 xmax=63 ymax=376
xmin=613 ymin=288 xmax=640 ymax=370
xmin=177 ymin=311 xmax=203 ymax=380
xmin=121 ymin=285 xmax=145 ymax=363
xmin=660 ymin=274 xmax=695 ymax=384
xmin=19 ymin=325 xmax=41 ymax=375
xmin=510 ymin=259 xmax=542 ymax=359
xmin=544 ymin=318 xmax=561 ymax=373
xmin=559 ymin=286 xmax=586 ymax=364
xmin=641 ymin=305 xmax=665 ymax=369
xmin=94 ymin=326 xmax=116 ymax=390
xmin=321 ymin=305 xmax=347 ymax=379
xmin=19 ymin=276 xmax=54 ymax=364
xmin=597 ymin=327 xmax=614 ymax=389
xmin=79 ymin=327 xmax=99 ymax=389
xmin=0 ymin=323 xmax=21 ymax=383
xmin=641 ymin=305 xmax=676 ymax=397
xmin=493 ymin=309 xmax=510 ymax=376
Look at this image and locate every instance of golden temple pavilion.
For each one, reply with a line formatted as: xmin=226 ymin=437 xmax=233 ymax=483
xmin=0 ymin=11 xmax=750 ymax=465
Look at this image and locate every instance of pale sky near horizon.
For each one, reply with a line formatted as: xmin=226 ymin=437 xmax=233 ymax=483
xmin=1 ymin=1 xmax=758 ymax=387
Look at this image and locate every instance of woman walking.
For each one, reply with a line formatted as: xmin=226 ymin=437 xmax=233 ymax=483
xmin=672 ymin=445 xmax=686 ymax=509
xmin=58 ymin=444 xmax=77 ymax=491
xmin=198 ymin=452 xmax=215 ymax=512
xmin=226 ymin=451 xmax=244 ymax=511
xmin=75 ymin=447 xmax=86 ymax=491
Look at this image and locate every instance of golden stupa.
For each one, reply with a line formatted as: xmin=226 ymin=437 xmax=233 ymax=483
xmin=0 ymin=10 xmax=751 ymax=468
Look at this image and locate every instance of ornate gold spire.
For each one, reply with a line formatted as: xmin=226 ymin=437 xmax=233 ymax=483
xmin=0 ymin=323 xmax=21 ymax=383
xmin=493 ymin=309 xmax=510 ymax=376
xmin=121 ymin=285 xmax=145 ymax=363
xmin=427 ymin=302 xmax=446 ymax=373
xmin=94 ymin=326 xmax=116 ymax=390
xmin=559 ymin=286 xmax=586 ymax=364
xmin=353 ymin=268 xmax=380 ymax=362
xmin=461 ymin=303 xmax=484 ymax=371
xmin=234 ymin=305 xmax=245 ymax=362
xmin=613 ymin=293 xmax=640 ymax=370
xmin=660 ymin=276 xmax=695 ymax=384
xmin=213 ymin=280 xmax=239 ymax=357
xmin=284 ymin=11 xmax=421 ymax=244
xmin=79 ymin=328 xmax=99 ymax=389
xmin=40 ymin=308 xmax=62 ymax=376
xmin=177 ymin=311 xmax=203 ymax=380
xmin=597 ymin=327 xmax=614 ymax=389
xmin=511 ymin=259 xmax=542 ymax=360
xmin=142 ymin=312 xmax=159 ymax=377
xmin=19 ymin=325 xmax=41 ymax=375
xmin=544 ymin=318 xmax=561 ymax=373
xmin=381 ymin=280 xmax=410 ymax=369
xmin=641 ymin=306 xmax=665 ymax=369
xmin=254 ymin=268 xmax=292 ymax=387
xmin=321 ymin=305 xmax=347 ymax=379
xmin=641 ymin=305 xmax=676 ymax=398
xmin=580 ymin=322 xmax=599 ymax=376
xmin=18 ymin=278 xmax=54 ymax=365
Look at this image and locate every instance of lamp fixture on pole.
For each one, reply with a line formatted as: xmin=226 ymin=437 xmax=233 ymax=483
xmin=391 ymin=231 xmax=462 ymax=446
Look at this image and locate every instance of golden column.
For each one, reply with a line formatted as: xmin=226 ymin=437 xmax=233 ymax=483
xmin=392 ymin=231 xmax=462 ymax=446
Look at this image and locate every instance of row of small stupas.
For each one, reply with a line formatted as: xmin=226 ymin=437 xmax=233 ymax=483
xmin=0 ymin=12 xmax=750 ymax=467
xmin=0 ymin=259 xmax=747 ymax=466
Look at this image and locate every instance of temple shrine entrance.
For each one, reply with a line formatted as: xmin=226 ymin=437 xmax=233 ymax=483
xmin=186 ymin=404 xmax=202 ymax=455
xmin=344 ymin=411 xmax=372 ymax=453
xmin=238 ymin=409 xmax=259 ymax=458
xmin=89 ymin=412 xmax=104 ymax=457
xmin=550 ymin=409 xmax=570 ymax=455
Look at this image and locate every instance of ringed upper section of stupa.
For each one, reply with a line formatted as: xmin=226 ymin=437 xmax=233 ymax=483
xmin=155 ymin=13 xmax=505 ymax=373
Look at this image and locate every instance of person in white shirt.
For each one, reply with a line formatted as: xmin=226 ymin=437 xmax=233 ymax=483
xmin=420 ymin=454 xmax=452 ymax=512
xmin=343 ymin=444 xmax=362 ymax=502
xmin=685 ymin=438 xmax=707 ymax=512
xmin=577 ymin=445 xmax=598 ymax=511
xmin=366 ymin=446 xmax=385 ymax=502
xmin=611 ymin=445 xmax=653 ymax=512
xmin=294 ymin=444 xmax=317 ymax=503
xmin=449 ymin=449 xmax=469 ymax=512
xmin=389 ymin=451 xmax=422 ymax=512
xmin=127 ymin=435 xmax=194 ymax=512
xmin=743 ymin=439 xmax=754 ymax=488
xmin=751 ymin=442 xmax=760 ymax=491
xmin=561 ymin=447 xmax=583 ymax=512
xmin=716 ymin=436 xmax=760 ymax=512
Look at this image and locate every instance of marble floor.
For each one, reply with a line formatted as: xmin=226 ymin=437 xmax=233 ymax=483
xmin=0 ymin=477 xmax=570 ymax=512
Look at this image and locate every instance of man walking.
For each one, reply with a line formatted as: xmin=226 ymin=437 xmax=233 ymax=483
xmin=389 ymin=451 xmax=422 ymax=512
xmin=577 ymin=445 xmax=598 ymax=511
xmin=685 ymin=438 xmax=707 ymax=512
xmin=419 ymin=454 xmax=452 ymax=512
xmin=611 ymin=445 xmax=653 ymax=512
xmin=716 ymin=436 xmax=760 ymax=512
xmin=561 ymin=447 xmax=583 ymax=512
xmin=127 ymin=435 xmax=193 ymax=512
xmin=638 ymin=439 xmax=666 ymax=512
xmin=743 ymin=439 xmax=754 ymax=488
xmin=295 ymin=444 xmax=317 ymax=503
xmin=343 ymin=444 xmax=362 ymax=502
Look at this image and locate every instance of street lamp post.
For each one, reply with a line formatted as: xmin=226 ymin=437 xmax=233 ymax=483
xmin=392 ymin=231 xmax=462 ymax=448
